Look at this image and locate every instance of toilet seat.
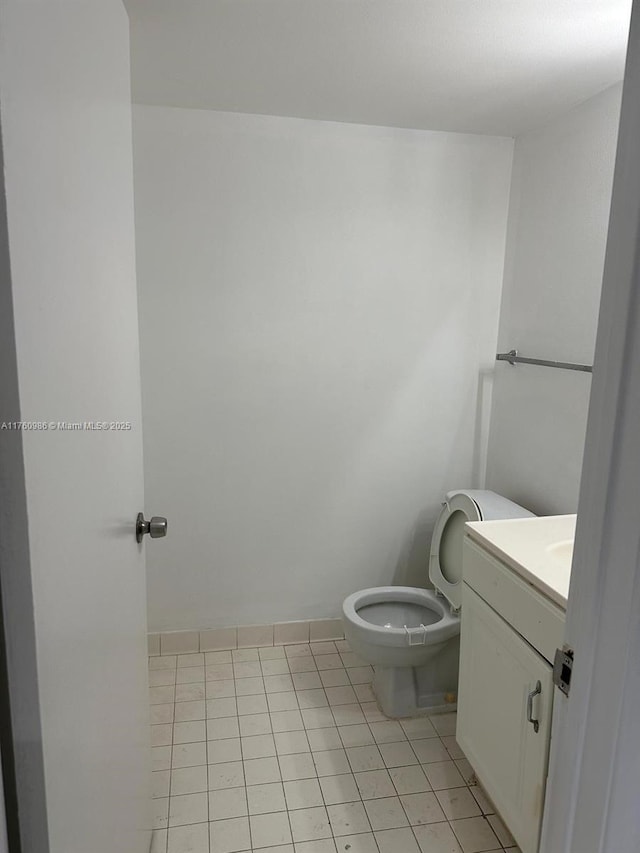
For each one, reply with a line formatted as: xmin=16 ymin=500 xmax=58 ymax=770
xmin=429 ymin=492 xmax=482 ymax=611
xmin=343 ymin=586 xmax=461 ymax=651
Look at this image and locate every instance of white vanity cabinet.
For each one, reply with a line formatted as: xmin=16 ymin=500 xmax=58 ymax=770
xmin=457 ymin=534 xmax=566 ymax=853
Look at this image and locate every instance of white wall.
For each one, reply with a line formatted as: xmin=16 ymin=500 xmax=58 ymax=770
xmin=134 ymin=106 xmax=513 ymax=631
xmin=485 ymin=84 xmax=622 ymax=515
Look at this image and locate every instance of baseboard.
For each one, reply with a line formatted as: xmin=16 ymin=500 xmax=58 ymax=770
xmin=148 ymin=618 xmax=345 ymax=656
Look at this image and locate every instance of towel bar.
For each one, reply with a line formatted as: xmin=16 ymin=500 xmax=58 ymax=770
xmin=496 ymin=349 xmax=592 ymax=374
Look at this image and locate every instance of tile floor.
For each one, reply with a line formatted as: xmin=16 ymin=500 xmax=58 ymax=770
xmin=149 ymin=640 xmax=521 ymax=853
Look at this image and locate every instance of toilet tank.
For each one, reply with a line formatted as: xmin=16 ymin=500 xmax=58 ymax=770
xmin=458 ymin=490 xmax=536 ymax=522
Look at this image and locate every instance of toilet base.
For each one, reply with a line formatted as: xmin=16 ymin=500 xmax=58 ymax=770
xmin=372 ymin=635 xmax=460 ymax=718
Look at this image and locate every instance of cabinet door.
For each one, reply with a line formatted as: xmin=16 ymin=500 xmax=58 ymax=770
xmin=457 ymin=584 xmax=553 ymax=853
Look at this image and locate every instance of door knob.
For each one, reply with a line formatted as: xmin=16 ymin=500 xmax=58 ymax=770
xmin=136 ymin=512 xmax=168 ymax=543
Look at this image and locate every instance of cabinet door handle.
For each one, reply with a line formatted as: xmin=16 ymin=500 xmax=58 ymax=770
xmin=527 ymin=681 xmax=542 ymax=733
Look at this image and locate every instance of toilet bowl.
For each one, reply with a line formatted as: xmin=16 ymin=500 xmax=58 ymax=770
xmin=342 ymin=489 xmax=534 ymax=718
xmin=343 ymin=586 xmax=460 ymax=668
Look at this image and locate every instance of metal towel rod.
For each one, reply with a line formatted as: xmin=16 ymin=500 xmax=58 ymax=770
xmin=496 ymin=349 xmax=593 ymax=374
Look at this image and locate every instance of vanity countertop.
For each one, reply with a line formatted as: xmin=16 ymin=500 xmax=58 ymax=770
xmin=465 ymin=514 xmax=576 ymax=610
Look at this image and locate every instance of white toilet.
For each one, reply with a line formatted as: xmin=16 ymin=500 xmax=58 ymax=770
xmin=342 ymin=489 xmax=534 ymax=718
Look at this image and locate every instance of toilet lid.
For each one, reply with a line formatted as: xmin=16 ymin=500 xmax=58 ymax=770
xmin=429 ymin=492 xmax=482 ymax=610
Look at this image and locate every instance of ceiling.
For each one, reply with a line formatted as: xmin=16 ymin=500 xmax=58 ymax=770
xmin=125 ymin=0 xmax=631 ymax=136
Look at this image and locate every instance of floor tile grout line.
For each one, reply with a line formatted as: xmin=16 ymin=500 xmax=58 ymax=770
xmin=280 ymin=774 xmax=296 ymax=850
xmin=168 ymin=686 xmax=177 ymax=825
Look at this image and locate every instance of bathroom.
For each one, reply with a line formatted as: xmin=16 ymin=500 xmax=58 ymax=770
xmin=0 ymin=2 xmax=638 ymax=853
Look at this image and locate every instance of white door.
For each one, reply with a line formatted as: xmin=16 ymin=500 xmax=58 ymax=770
xmin=457 ymin=584 xmax=553 ymax=853
xmin=0 ymin=2 xmax=151 ymax=852
xmin=540 ymin=4 xmax=640 ymax=852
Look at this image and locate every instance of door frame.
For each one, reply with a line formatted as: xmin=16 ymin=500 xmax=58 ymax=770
xmin=0 ymin=115 xmax=49 ymax=851
xmin=540 ymin=2 xmax=640 ymax=851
